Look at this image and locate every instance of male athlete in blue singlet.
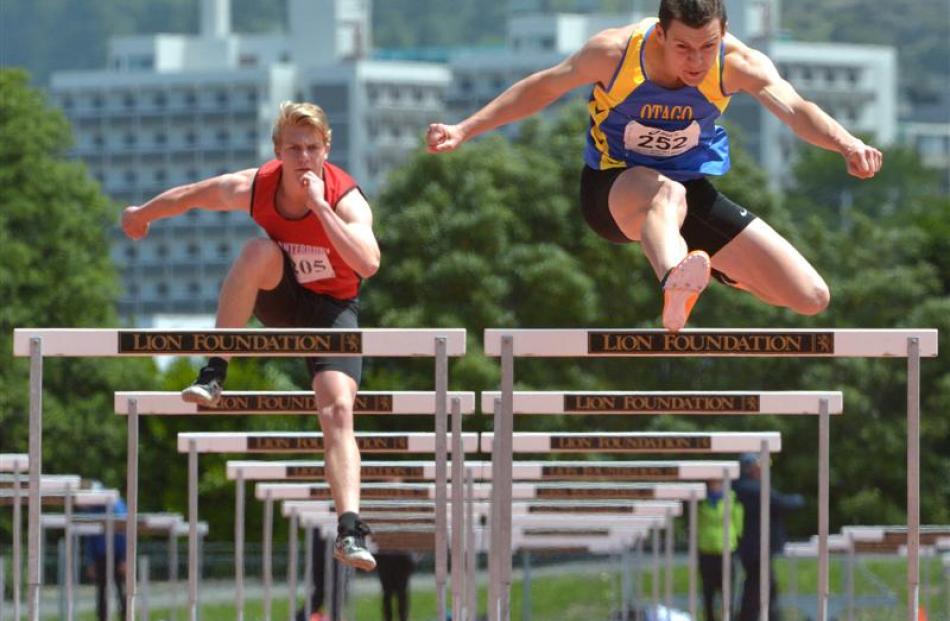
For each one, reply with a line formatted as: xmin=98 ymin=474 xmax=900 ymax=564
xmin=426 ymin=0 xmax=883 ymax=331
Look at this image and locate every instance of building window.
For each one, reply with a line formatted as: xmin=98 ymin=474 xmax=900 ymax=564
xmin=154 ymin=169 xmax=167 ymax=183
xmin=216 ymin=129 xmax=230 ymax=143
xmin=61 ymin=96 xmax=74 ymax=109
xmin=93 ymin=134 xmax=104 ymax=147
xmin=128 ymin=283 xmax=139 ymax=296
xmin=153 ymin=92 xmax=167 ymax=108
xmin=156 ymin=282 xmax=168 ymax=295
xmin=187 ymin=243 xmax=200 ymax=257
xmin=154 ymin=131 xmax=166 ymax=145
xmin=92 ymin=95 xmax=104 ymax=109
xmin=124 ymin=133 xmax=137 ymax=146
xmin=124 ymin=170 xmax=137 ymax=184
xmin=216 ymin=90 xmax=229 ymax=106
xmin=246 ymin=129 xmax=258 ymax=142
xmin=185 ymin=91 xmax=197 ymax=105
xmin=186 ymin=167 xmax=198 ymax=179
xmin=123 ymin=93 xmax=136 ymax=109
xmin=156 ymin=244 xmax=168 ymax=258
xmin=125 ymin=246 xmax=137 ymax=260
xmin=217 ymin=242 xmax=230 ymax=257
xmin=185 ymin=131 xmax=196 ymax=145
xmin=247 ymin=90 xmax=258 ymax=104
xmin=188 ymin=282 xmax=200 ymax=294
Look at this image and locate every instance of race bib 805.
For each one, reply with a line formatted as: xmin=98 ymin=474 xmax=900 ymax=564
xmin=279 ymin=242 xmax=336 ymax=284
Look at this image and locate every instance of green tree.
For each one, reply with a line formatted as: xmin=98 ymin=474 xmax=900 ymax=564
xmin=0 ymin=69 xmax=158 ymax=491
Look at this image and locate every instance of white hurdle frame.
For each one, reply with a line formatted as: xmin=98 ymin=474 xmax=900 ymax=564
xmin=484 ymin=327 xmax=937 ymax=621
xmin=118 ymin=390 xmax=474 ymax=621
xmin=482 ymin=390 xmax=840 ymax=620
xmin=13 ymin=327 xmax=465 ymax=621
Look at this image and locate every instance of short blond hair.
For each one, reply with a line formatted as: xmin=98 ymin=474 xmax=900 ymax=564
xmin=272 ymin=101 xmax=332 ymax=148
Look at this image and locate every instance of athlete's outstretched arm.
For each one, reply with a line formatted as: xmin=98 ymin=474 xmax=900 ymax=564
xmin=426 ymin=32 xmax=614 ymax=153
xmin=121 ymin=169 xmax=255 ymax=239
xmin=724 ymin=42 xmax=882 ymax=179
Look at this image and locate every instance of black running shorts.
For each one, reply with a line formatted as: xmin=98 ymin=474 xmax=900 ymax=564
xmin=253 ymin=251 xmax=362 ymax=385
xmin=579 ymin=165 xmax=756 ymax=285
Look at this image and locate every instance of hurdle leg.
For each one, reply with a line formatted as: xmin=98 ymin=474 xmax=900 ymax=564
xmin=139 ymin=555 xmax=150 ymax=621
xmin=722 ymin=468 xmax=733 ymax=621
xmin=488 ymin=397 xmax=502 ymax=621
xmin=64 ymin=485 xmax=74 ymax=621
xmin=106 ymin=500 xmax=115 ymax=621
xmin=451 ymin=397 xmax=465 ymax=621
xmin=498 ymin=336 xmax=515 ymax=621
xmin=665 ymin=513 xmax=673 ymax=610
xmin=168 ymin=529 xmax=178 ymax=621
xmin=621 ymin=546 xmax=632 ymax=620
xmin=126 ymin=397 xmax=139 ymax=621
xmin=323 ymin=531 xmax=333 ymax=621
xmin=304 ymin=526 xmax=313 ymax=621
xmin=651 ymin=526 xmax=660 ymax=611
xmin=522 ymin=550 xmax=531 ymax=621
xmin=187 ymin=440 xmax=199 ymax=621
xmin=760 ymin=439 xmax=771 ymax=621
xmin=264 ymin=491 xmax=274 ymax=621
xmin=12 ymin=462 xmax=22 ymax=621
xmin=235 ymin=468 xmax=245 ymax=621
xmin=907 ymin=336 xmax=920 ymax=621
xmin=688 ymin=490 xmax=698 ymax=620
xmin=27 ymin=337 xmax=42 ymax=621
xmin=288 ymin=512 xmax=298 ymax=621
xmin=466 ymin=466 xmax=477 ymax=621
xmin=818 ymin=397 xmax=830 ymax=621
xmin=434 ymin=337 xmax=448 ymax=621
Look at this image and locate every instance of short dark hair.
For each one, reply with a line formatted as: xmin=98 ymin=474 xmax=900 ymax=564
xmin=658 ymin=0 xmax=727 ymax=31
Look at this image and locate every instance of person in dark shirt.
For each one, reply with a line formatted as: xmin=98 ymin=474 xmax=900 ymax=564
xmin=82 ymin=498 xmax=128 ymax=621
xmin=734 ymin=453 xmax=804 ymax=621
xmin=375 ymin=551 xmax=415 ymax=621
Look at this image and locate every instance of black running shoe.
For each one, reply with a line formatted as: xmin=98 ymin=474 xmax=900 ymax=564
xmin=334 ymin=520 xmax=376 ymax=571
xmin=180 ymin=364 xmax=225 ymax=406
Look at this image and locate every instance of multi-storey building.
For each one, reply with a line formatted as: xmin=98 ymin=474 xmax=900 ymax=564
xmin=49 ymin=0 xmax=448 ymax=320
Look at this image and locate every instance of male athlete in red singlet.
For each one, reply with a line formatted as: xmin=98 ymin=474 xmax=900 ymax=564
xmin=122 ymin=101 xmax=380 ymax=571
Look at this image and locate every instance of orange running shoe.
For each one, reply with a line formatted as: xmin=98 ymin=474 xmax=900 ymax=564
xmin=662 ymin=250 xmax=711 ymax=331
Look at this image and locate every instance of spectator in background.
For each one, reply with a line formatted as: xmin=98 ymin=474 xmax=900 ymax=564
xmin=698 ymin=478 xmax=743 ymax=621
xmin=82 ymin=497 xmax=127 ymax=621
xmin=734 ymin=453 xmax=804 ymax=621
xmin=375 ymin=551 xmax=415 ymax=621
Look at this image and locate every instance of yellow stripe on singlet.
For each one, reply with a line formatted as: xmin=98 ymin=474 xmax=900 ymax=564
xmin=588 ymin=19 xmax=655 ymax=169
xmin=696 ymin=50 xmax=731 ymax=113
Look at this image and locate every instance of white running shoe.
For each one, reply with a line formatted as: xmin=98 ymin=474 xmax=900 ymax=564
xmin=662 ymin=250 xmax=711 ymax=332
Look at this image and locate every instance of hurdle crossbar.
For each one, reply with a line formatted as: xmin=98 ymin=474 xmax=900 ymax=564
xmin=481 ymin=390 xmax=842 ymax=414
xmin=116 ymin=390 xmax=476 ymax=415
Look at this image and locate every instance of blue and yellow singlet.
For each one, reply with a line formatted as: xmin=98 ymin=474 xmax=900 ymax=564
xmin=584 ymin=18 xmax=732 ymax=181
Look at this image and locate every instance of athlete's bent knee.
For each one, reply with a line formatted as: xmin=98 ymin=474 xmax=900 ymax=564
xmin=318 ymin=399 xmax=354 ymax=430
xmin=651 ymin=178 xmax=687 ymax=215
xmin=238 ymin=237 xmax=282 ymax=266
xmin=792 ymin=281 xmax=831 ymax=315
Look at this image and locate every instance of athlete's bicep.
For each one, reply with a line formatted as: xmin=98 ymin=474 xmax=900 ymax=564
xmin=335 ymin=189 xmax=375 ymax=231
xmin=534 ymin=35 xmax=616 ymax=96
xmin=203 ymin=169 xmax=255 ymax=213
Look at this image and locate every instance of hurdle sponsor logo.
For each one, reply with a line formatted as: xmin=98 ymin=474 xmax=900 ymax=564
xmin=286 ymin=466 xmax=327 ymax=479
xmin=549 ymin=435 xmax=713 ymax=452
xmin=198 ymin=393 xmax=317 ymax=412
xmin=354 ymin=394 xmax=394 ymax=413
xmin=528 ymin=505 xmax=634 ymax=514
xmin=248 ymin=436 xmax=325 ymax=451
xmin=118 ymin=331 xmax=363 ymax=354
xmin=372 ymin=531 xmax=435 ymax=551
xmin=587 ymin=331 xmax=834 ymax=355
xmin=541 ymin=465 xmax=679 ymax=480
xmin=361 ymin=465 xmax=426 ymax=479
xmin=524 ymin=528 xmax=611 ymax=537
xmin=563 ymin=394 xmax=760 ymax=413
xmin=535 ymin=487 xmax=656 ymax=499
xmin=356 ymin=436 xmax=410 ymax=451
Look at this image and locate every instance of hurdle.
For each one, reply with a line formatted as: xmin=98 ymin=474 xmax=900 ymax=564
xmin=482 ymin=429 xmax=778 ymax=621
xmin=482 ymin=390 xmax=839 ymax=620
xmin=119 ymin=390 xmax=474 ymax=621
xmin=179 ymin=430 xmax=477 ymax=621
xmin=1 ymin=454 xmax=28 ymax=620
xmin=13 ymin=326 xmax=464 ymax=621
xmin=484 ymin=328 xmax=937 ymax=621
